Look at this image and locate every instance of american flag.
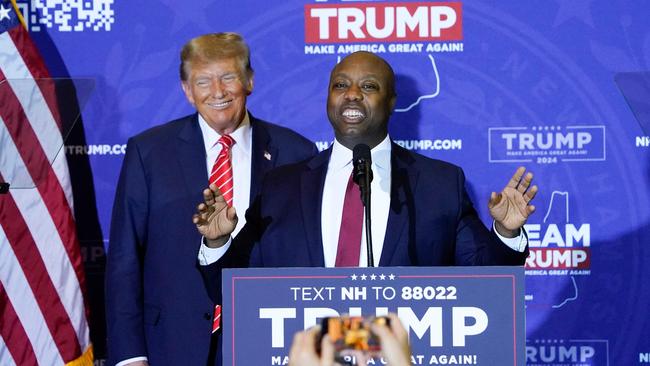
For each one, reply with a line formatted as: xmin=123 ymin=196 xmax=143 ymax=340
xmin=0 ymin=0 xmax=93 ymax=364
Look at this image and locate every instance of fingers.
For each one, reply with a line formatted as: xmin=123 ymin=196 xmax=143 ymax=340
xmin=288 ymin=326 xmax=330 ymax=366
xmin=206 ymin=184 xmax=228 ymax=205
xmin=517 ymin=172 xmax=533 ymax=194
xmin=506 ymin=166 xmax=526 ymax=189
xmin=386 ymin=313 xmax=408 ymax=346
xmin=524 ymin=185 xmax=538 ymax=203
xmin=505 ymin=167 xmax=536 ymax=197
xmin=287 ymin=331 xmax=304 ymax=364
xmin=202 ymin=187 xmax=215 ymax=205
xmin=192 ymin=213 xmax=202 ymax=225
xmin=226 ymin=206 xmax=238 ymax=221
xmin=320 ymin=334 xmax=335 ymax=366
xmin=288 ymin=329 xmax=314 ymax=365
xmin=506 ymin=167 xmax=534 ymax=192
xmin=193 ymin=203 xmax=211 ymax=225
xmin=194 ymin=184 xmax=231 ymax=225
xmin=193 ymin=201 xmax=213 ymax=225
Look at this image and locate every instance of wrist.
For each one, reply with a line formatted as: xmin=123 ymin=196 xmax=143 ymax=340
xmin=494 ymin=222 xmax=519 ymax=238
xmin=204 ymin=236 xmax=229 ymax=248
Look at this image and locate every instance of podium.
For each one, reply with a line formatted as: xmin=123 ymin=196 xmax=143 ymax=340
xmin=222 ymin=266 xmax=525 ymax=365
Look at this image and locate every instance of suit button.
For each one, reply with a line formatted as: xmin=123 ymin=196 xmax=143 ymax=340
xmin=204 ymin=312 xmax=211 ymax=320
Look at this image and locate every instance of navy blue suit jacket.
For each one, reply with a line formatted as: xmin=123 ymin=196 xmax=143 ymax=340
xmin=105 ymin=113 xmax=316 ymax=366
xmin=203 ymin=142 xmax=527 ymax=301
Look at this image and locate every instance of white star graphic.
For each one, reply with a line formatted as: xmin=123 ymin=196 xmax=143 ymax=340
xmin=370 ymin=274 xmax=377 ymax=280
xmin=388 ymin=274 xmax=396 ymax=280
xmin=360 ymin=274 xmax=367 ymax=280
xmin=379 ymin=274 xmax=386 ymax=280
xmin=350 ymin=274 xmax=357 ymax=280
xmin=0 ymin=4 xmax=12 ymax=21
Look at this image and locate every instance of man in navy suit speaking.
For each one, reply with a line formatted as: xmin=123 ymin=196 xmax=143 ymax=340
xmin=194 ymin=51 xmax=537 ymax=291
xmin=105 ymin=33 xmax=316 ymax=366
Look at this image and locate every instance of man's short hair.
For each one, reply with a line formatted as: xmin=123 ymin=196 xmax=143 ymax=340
xmin=179 ymin=32 xmax=253 ymax=82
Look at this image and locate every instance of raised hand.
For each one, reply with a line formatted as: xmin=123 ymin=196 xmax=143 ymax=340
xmin=192 ymin=184 xmax=238 ymax=247
xmin=488 ymin=166 xmax=538 ymax=237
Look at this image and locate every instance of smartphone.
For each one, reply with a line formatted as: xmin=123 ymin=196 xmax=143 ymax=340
xmin=320 ymin=315 xmax=390 ymax=361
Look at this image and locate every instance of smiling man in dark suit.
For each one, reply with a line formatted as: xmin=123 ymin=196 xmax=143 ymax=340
xmin=194 ymin=51 xmax=536 ymax=288
xmin=105 ymin=33 xmax=316 ymax=366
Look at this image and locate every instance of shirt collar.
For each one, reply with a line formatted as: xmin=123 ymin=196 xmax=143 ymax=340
xmin=329 ymin=135 xmax=392 ymax=171
xmin=198 ymin=111 xmax=252 ymax=153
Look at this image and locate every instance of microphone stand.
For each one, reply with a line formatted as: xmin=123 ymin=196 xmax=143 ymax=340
xmin=361 ymin=166 xmax=373 ymax=267
xmin=353 ymin=144 xmax=374 ymax=267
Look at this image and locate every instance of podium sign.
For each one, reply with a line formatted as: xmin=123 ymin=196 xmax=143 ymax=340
xmin=222 ymin=266 xmax=525 ymax=365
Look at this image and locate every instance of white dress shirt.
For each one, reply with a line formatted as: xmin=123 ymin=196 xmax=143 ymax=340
xmin=321 ymin=137 xmax=392 ymax=267
xmin=198 ymin=112 xmax=252 ymax=237
xmin=197 ymin=112 xmax=252 ymax=264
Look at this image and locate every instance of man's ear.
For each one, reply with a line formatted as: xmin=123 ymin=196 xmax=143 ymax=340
xmin=245 ymin=74 xmax=254 ymax=95
xmin=181 ymin=81 xmax=195 ymax=105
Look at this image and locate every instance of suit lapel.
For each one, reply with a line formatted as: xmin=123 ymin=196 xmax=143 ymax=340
xmin=250 ymin=115 xmax=277 ymax=200
xmin=176 ymin=114 xmax=208 ymax=198
xmin=300 ymin=150 xmax=331 ymax=266
xmin=379 ymin=143 xmax=417 ymax=266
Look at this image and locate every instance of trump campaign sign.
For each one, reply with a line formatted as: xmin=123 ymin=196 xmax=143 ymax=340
xmin=222 ymin=266 xmax=525 ymax=365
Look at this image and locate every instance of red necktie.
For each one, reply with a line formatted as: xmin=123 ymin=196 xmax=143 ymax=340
xmin=209 ymin=134 xmax=235 ymax=206
xmin=209 ymin=134 xmax=235 ymax=333
xmin=335 ymin=173 xmax=363 ymax=267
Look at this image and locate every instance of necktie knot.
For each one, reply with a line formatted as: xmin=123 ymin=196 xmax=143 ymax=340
xmin=218 ymin=134 xmax=235 ymax=150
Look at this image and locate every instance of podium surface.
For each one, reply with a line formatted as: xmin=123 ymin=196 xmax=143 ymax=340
xmin=222 ymin=266 xmax=525 ymax=365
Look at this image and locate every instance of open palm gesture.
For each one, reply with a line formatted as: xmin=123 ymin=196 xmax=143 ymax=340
xmin=192 ymin=184 xmax=238 ymax=247
xmin=488 ymin=167 xmax=537 ymax=237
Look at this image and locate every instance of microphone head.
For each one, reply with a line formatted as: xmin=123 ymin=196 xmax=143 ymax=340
xmin=353 ymin=144 xmax=372 ymax=162
xmin=352 ymin=144 xmax=373 ymax=186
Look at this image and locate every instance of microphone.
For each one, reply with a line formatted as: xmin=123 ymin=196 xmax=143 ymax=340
xmin=352 ymin=144 xmax=374 ymax=267
xmin=352 ymin=144 xmax=373 ymax=203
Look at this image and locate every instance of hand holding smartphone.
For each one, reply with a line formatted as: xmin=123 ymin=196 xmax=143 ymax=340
xmin=320 ymin=316 xmax=390 ymax=363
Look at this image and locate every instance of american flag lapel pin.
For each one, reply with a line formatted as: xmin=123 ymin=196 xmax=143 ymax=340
xmin=264 ymin=151 xmax=272 ymax=161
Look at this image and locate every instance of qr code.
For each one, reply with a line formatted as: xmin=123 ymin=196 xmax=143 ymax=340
xmin=24 ymin=0 xmax=114 ymax=32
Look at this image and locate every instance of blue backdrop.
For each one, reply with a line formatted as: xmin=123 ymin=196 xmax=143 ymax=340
xmin=20 ymin=0 xmax=650 ymax=364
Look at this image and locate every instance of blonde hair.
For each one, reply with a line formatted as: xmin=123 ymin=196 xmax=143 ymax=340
xmin=180 ymin=32 xmax=253 ymax=82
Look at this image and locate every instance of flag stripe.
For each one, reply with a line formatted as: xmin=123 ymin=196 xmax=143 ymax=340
xmin=1 ymin=2 xmax=91 ymax=363
xmin=0 ymin=65 xmax=89 ymax=345
xmin=0 ymin=88 xmax=89 ymax=349
xmin=0 ymin=335 xmax=18 ymax=366
xmin=0 ymin=180 xmax=81 ymax=360
xmin=7 ymin=24 xmax=63 ymax=129
xmin=0 ymin=225 xmax=64 ymax=365
xmin=0 ymin=281 xmax=38 ymax=366
xmin=0 ymin=25 xmax=89 ymax=330
xmin=0 ymin=119 xmax=88 ymax=357
xmin=0 ymin=31 xmax=73 ymax=209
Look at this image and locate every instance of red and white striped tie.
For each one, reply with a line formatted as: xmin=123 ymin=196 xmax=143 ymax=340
xmin=209 ymin=134 xmax=235 ymax=333
xmin=212 ymin=304 xmax=222 ymax=334
xmin=209 ymin=134 xmax=235 ymax=206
